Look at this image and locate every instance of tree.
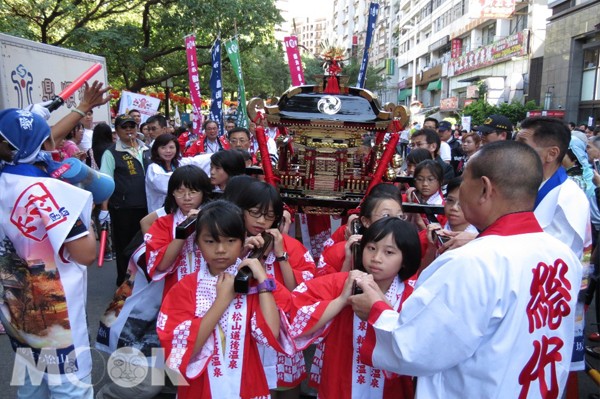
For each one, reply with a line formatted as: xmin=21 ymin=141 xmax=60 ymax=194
xmin=462 ymin=99 xmax=539 ymax=126
xmin=222 ymin=42 xmax=290 ymax=100
xmin=0 ymin=0 xmax=284 ymax=95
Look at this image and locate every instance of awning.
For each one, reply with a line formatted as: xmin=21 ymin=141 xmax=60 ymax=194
xmin=398 ymin=88 xmax=412 ymax=102
xmin=426 ymin=79 xmax=442 ymax=91
xmin=457 ymin=75 xmax=491 ymax=83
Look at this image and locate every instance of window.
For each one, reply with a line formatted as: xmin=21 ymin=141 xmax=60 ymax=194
xmin=483 ymin=23 xmax=496 ymax=46
xmin=581 ymin=48 xmax=600 ymax=101
xmin=462 ymin=36 xmax=471 ymax=55
xmin=510 ymin=12 xmax=528 ymax=34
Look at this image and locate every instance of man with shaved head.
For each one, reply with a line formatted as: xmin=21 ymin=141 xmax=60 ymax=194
xmin=349 ymin=141 xmax=582 ymax=398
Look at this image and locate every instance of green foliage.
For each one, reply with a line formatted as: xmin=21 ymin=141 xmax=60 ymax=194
xmin=462 ymin=99 xmax=540 ymax=126
xmin=0 ymin=0 xmax=285 ymax=97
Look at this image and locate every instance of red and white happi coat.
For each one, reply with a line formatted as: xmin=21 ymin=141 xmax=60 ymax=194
xmin=289 ymin=272 xmax=416 ymax=399
xmin=361 ymin=213 xmax=583 ymax=399
xmin=145 ymin=209 xmax=204 ymax=296
xmin=257 ymin=234 xmax=316 ymax=388
xmin=157 ymin=262 xmax=295 ymax=399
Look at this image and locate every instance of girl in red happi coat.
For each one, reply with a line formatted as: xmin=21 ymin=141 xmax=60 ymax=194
xmin=157 ymin=200 xmax=294 ymax=399
xmin=289 ymin=217 xmax=420 ymax=399
xmin=225 ymin=179 xmax=317 ymax=398
xmin=145 ymin=165 xmax=212 ymax=296
xmin=318 ymin=184 xmax=407 ymax=276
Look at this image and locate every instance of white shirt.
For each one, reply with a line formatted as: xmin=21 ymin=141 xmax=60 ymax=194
xmin=534 ymin=177 xmax=591 ymax=259
xmin=439 ymin=141 xmax=451 ymax=162
xmin=78 ymin=128 xmax=94 ymax=152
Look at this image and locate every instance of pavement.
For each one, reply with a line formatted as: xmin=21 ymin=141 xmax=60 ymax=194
xmin=0 ymin=258 xmax=599 ymax=398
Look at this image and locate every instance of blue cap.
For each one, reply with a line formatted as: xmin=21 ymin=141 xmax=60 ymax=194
xmin=438 ymin=121 xmax=452 ymax=131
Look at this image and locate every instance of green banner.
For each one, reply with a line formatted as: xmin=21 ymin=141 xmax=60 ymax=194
xmin=224 ymin=39 xmax=248 ymax=128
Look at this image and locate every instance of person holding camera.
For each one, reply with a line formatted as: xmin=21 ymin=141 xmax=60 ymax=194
xmin=319 ymin=184 xmax=406 ymax=277
xmin=288 ymin=217 xmax=421 ymax=399
xmin=145 ymin=165 xmax=212 ymax=297
xmin=157 ymin=200 xmax=292 ymax=399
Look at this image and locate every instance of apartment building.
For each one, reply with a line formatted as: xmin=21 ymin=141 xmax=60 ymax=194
xmin=326 ymin=0 xmax=550 ymax=115
xmin=543 ymin=0 xmax=600 ymax=125
xmin=393 ymin=0 xmax=549 ymax=115
xmin=295 ymin=16 xmax=328 ymax=56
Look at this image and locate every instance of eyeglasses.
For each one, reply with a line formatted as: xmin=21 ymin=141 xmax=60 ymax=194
xmin=229 ymin=138 xmax=248 ymax=145
xmin=373 ymin=213 xmax=408 ymax=221
xmin=173 ymin=189 xmax=202 ymax=199
xmin=415 ymin=177 xmax=438 ymax=184
xmin=246 ymin=208 xmax=276 ymax=221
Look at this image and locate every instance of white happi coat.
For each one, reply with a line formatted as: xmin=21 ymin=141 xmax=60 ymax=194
xmin=534 ymin=176 xmax=591 ymax=259
xmin=361 ymin=213 xmax=582 ymax=399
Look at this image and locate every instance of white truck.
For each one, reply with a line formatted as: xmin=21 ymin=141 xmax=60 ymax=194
xmin=0 ymin=33 xmax=111 ymax=125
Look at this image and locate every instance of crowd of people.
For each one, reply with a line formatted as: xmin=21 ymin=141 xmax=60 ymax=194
xmin=0 ymin=84 xmax=598 ymax=399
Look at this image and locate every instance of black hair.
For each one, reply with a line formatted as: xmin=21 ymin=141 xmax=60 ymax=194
xmin=223 ymin=175 xmax=258 ymax=205
xmin=128 ymin=109 xmax=140 ymax=115
xmin=520 ymin=117 xmax=571 ymax=163
xmin=91 ymin=122 xmax=114 ymax=168
xmin=414 ymin=159 xmax=443 ymax=186
xmin=174 ymin=126 xmax=187 ymax=137
xmin=424 ymin=117 xmax=439 ymax=129
xmin=210 ymin=149 xmax=246 ymax=178
xmin=228 ymin=127 xmax=251 ymax=140
xmin=146 ymin=114 xmax=168 ymax=128
xmin=360 ymin=217 xmax=421 ymax=281
xmin=195 ymin=200 xmax=246 ymax=243
xmin=203 ymin=119 xmax=218 ymax=130
xmin=406 ymin=148 xmax=433 ymax=164
xmin=411 ymin=128 xmax=441 ymax=156
xmin=445 ymin=176 xmax=463 ymax=194
xmin=234 ymin=149 xmax=252 ymax=164
xmin=151 ymin=133 xmax=181 ymax=169
xmin=359 ymin=184 xmax=402 ymax=219
xmin=232 ymin=180 xmax=284 ymax=228
xmin=163 ymin=165 xmax=212 ymax=213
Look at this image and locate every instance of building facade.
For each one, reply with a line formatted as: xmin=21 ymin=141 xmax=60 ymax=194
xmin=543 ymin=0 xmax=600 ymax=125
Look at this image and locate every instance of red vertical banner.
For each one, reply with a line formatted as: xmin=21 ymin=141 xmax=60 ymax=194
xmin=284 ymin=36 xmax=305 ymax=86
xmin=451 ymin=39 xmax=462 ymax=59
xmin=185 ymin=35 xmax=203 ymax=136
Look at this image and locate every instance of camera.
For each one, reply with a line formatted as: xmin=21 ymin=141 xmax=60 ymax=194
xmin=352 ymin=280 xmax=363 ymax=295
xmin=234 ymin=233 xmax=274 ymax=294
xmin=350 ymin=219 xmax=364 ymax=272
xmin=175 ymin=214 xmax=198 ymax=239
xmin=432 ymin=229 xmax=450 ymax=248
xmin=350 ymin=218 xmax=363 ymax=235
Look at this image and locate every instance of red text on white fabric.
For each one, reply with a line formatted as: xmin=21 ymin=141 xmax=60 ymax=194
xmin=11 ymin=182 xmax=69 ymax=241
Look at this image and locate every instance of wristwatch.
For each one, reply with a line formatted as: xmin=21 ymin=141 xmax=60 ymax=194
xmin=275 ymin=252 xmax=288 ymax=262
xmin=248 ymin=278 xmax=276 ymax=294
